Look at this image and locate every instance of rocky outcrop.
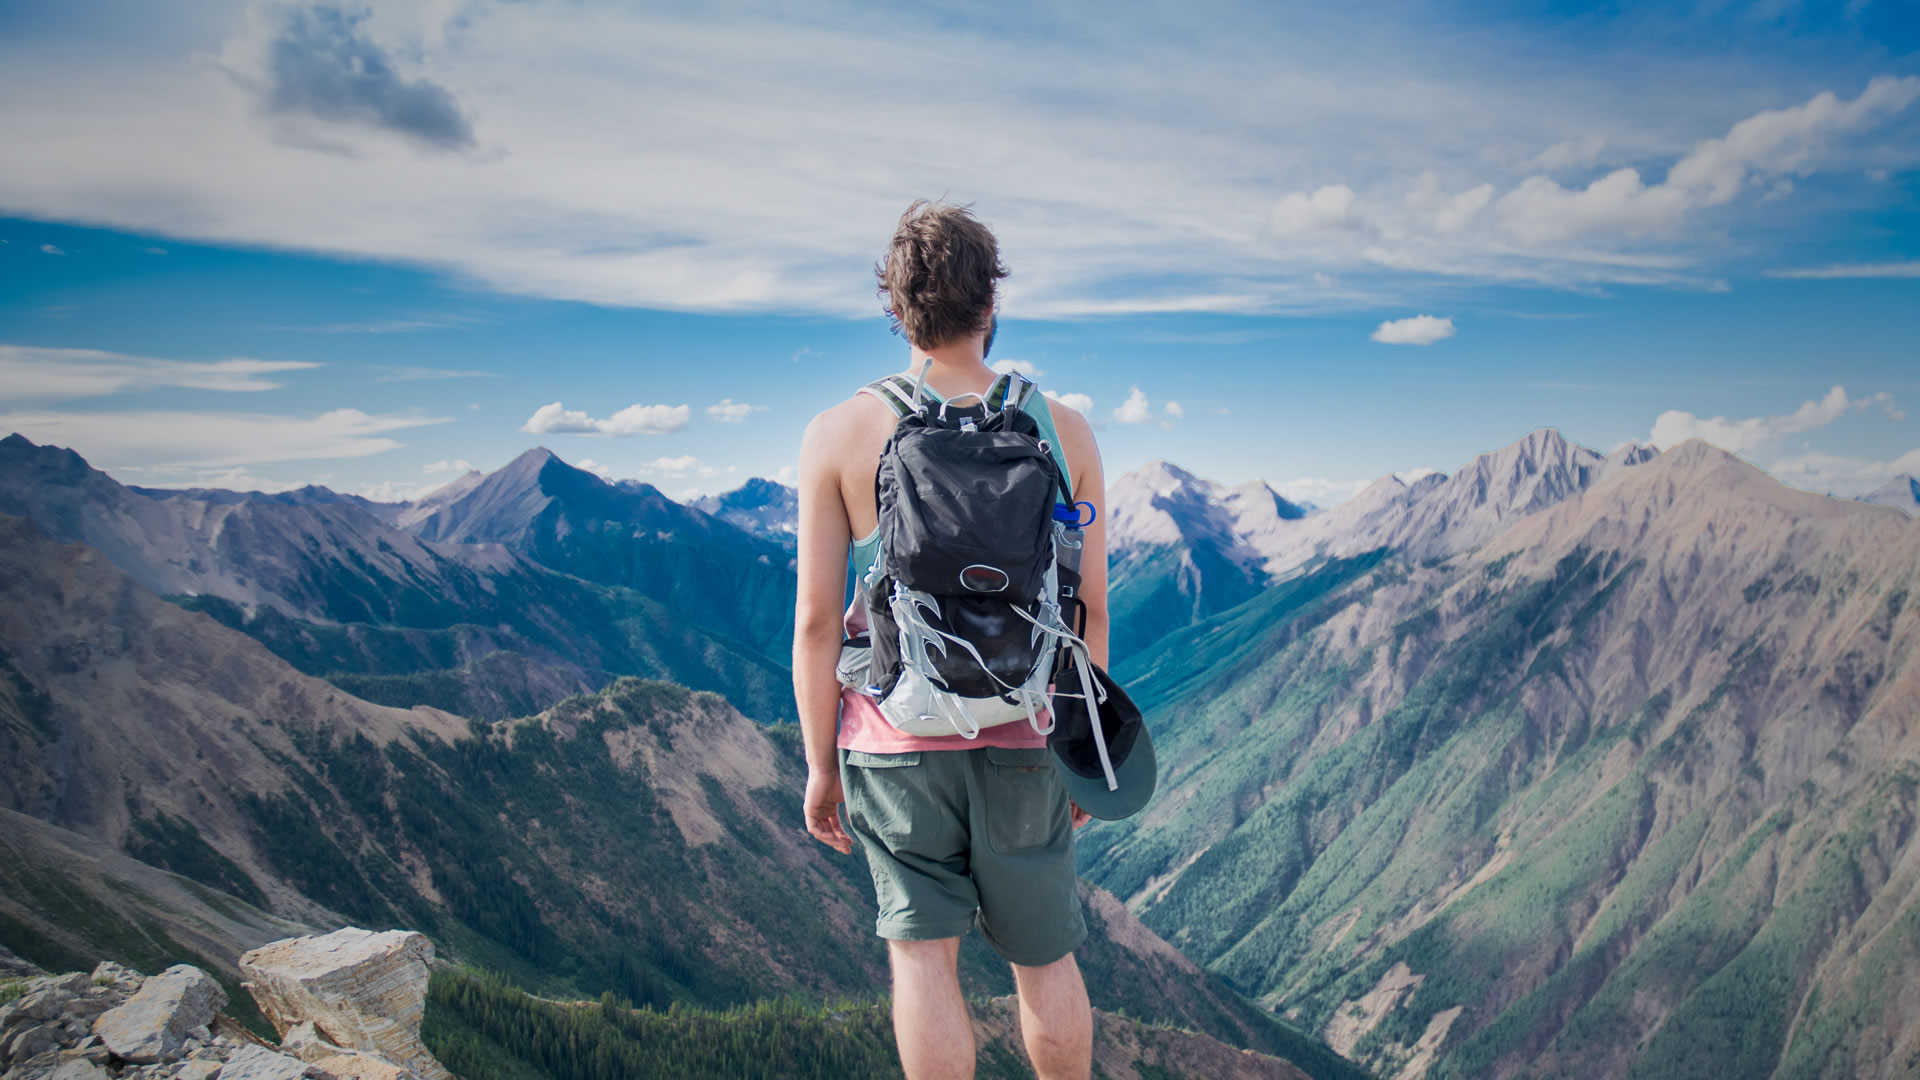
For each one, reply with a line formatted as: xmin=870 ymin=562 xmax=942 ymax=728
xmin=91 ymin=965 xmax=226 ymax=1064
xmin=1 ymin=941 xmax=442 ymax=1080
xmin=239 ymin=930 xmax=448 ymax=1080
xmin=2 ymin=964 xmax=236 ymax=1080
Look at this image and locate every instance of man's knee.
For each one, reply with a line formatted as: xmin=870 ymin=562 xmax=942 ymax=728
xmin=889 ymin=936 xmax=961 ymax=972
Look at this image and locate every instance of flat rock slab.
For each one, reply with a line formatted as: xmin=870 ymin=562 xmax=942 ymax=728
xmin=221 ymin=1044 xmax=322 ymax=1080
xmin=91 ymin=965 xmax=226 ymax=1064
xmin=239 ymin=929 xmax=449 ymax=1080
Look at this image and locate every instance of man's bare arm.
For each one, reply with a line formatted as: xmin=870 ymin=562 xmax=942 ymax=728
xmin=794 ymin=407 xmax=854 ymax=854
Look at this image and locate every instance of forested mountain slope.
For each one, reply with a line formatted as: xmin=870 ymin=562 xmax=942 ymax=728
xmin=1086 ymin=440 xmax=1920 ymax=1080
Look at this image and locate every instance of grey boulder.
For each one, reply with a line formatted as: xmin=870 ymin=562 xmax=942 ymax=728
xmin=91 ymin=964 xmax=227 ymax=1064
xmin=218 ymin=1044 xmax=321 ymax=1080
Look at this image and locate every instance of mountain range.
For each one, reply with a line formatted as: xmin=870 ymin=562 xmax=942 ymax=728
xmin=1083 ymin=437 xmax=1920 ymax=1079
xmin=0 ymin=436 xmax=794 ymax=723
xmin=0 ymin=506 xmax=1351 ymax=1077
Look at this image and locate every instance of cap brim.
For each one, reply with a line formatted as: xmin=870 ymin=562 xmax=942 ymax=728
xmin=1051 ymin=721 xmax=1156 ymax=820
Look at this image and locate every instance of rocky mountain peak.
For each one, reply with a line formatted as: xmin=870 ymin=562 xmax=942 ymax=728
xmin=1859 ymin=473 xmax=1920 ymax=517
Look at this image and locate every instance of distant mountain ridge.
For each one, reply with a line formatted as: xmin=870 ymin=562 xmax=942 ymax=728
xmin=692 ymin=477 xmax=799 ymax=548
xmin=0 ymin=435 xmax=793 ymax=722
xmin=1103 ymin=430 xmax=1661 ymax=662
xmin=406 ymin=448 xmax=796 ymax=658
xmin=1857 ymin=472 xmax=1920 ymax=517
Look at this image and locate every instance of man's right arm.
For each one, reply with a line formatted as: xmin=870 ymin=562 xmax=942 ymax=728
xmin=794 ymin=406 xmax=855 ymax=854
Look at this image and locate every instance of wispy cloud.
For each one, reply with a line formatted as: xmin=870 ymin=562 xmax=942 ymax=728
xmin=521 ymin=401 xmax=690 ymax=436
xmin=262 ymin=6 xmax=475 ymax=150
xmin=706 ymin=398 xmax=766 ymax=423
xmin=0 ymin=344 xmax=319 ymax=403
xmin=0 ymin=406 xmax=448 ymax=469
xmin=376 ymin=365 xmax=495 ymax=381
xmin=1766 ymin=261 xmax=1920 ymax=279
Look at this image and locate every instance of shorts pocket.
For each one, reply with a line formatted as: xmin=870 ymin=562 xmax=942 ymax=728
xmin=983 ymin=746 xmax=1066 ymax=856
xmin=843 ymin=751 xmax=925 ymax=843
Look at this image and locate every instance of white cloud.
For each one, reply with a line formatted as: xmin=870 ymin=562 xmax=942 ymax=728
xmin=1395 ymin=467 xmax=1441 ymax=484
xmin=1649 ymin=385 xmax=1901 ymax=454
xmin=521 ymin=400 xmax=690 ymax=436
xmin=1043 ymin=390 xmax=1094 ymax=415
xmin=0 ymin=344 xmax=319 ymax=403
xmin=573 ymin=457 xmax=613 ymax=479
xmin=134 ymin=467 xmax=307 ymax=494
xmin=1767 ymin=261 xmax=1920 ymax=279
xmin=0 ymin=407 xmax=448 ymax=470
xmin=3 ymin=8 xmax=1916 ymax=313
xmin=1371 ymin=315 xmax=1455 ymax=345
xmin=1765 ymin=447 xmax=1920 ymax=497
xmin=1499 ymin=76 xmax=1920 ymax=245
xmin=421 ymin=458 xmax=474 ymax=474
xmin=1275 ymin=476 xmax=1367 ymax=506
xmin=40 ymin=244 xmax=64 ymax=255
xmin=706 ymin=398 xmax=766 ymax=423
xmin=354 ymin=477 xmax=450 ymax=502
xmin=1406 ymin=174 xmax=1493 ymax=234
xmin=1271 ymin=185 xmax=1361 ymax=235
xmin=637 ymin=454 xmax=718 ymax=478
xmin=991 ymin=359 xmax=1046 ymax=379
xmin=1525 ymin=134 xmax=1607 ymax=173
xmin=1112 ymin=386 xmax=1154 ymax=424
xmin=774 ymin=464 xmax=797 ymax=485
xmin=1164 ymin=401 xmax=1184 ymax=419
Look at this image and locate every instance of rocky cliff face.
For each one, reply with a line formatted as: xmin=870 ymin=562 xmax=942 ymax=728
xmin=1086 ymin=440 xmax=1920 ymax=1079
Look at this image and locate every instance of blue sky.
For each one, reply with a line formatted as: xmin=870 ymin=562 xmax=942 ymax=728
xmin=1 ymin=0 xmax=1916 ymax=503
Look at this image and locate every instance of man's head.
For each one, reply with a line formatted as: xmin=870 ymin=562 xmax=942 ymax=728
xmin=876 ymin=200 xmax=1008 ymax=353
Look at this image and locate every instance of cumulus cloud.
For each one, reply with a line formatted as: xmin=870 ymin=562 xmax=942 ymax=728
xmin=521 ymin=401 xmax=690 ymax=436
xmin=706 ymin=398 xmax=766 ymax=423
xmin=1164 ymin=401 xmax=1184 ymax=419
xmin=1499 ymin=76 xmax=1920 ymax=245
xmin=0 ymin=344 xmax=319 ymax=403
xmin=1271 ymin=184 xmax=1361 ymax=235
xmin=1371 ymin=315 xmax=1455 ymax=345
xmin=1043 ymin=390 xmax=1094 ymax=415
xmin=1649 ymin=385 xmax=1900 ymax=454
xmin=1112 ymin=387 xmax=1154 ymax=424
xmin=1767 ymin=261 xmax=1920 ymax=279
xmin=422 ymin=458 xmax=474 ymax=474
xmin=1396 ymin=467 xmax=1442 ymax=484
xmin=1406 ymin=174 xmax=1493 ymax=234
xmin=40 ymin=244 xmax=64 ymax=255
xmin=0 ymin=407 xmax=447 ymax=469
xmin=265 ymin=7 xmax=474 ymax=150
xmin=573 ymin=457 xmax=614 ymax=479
xmin=774 ymin=464 xmax=797 ymax=485
xmin=991 ymin=359 xmax=1046 ymax=379
xmin=638 ymin=454 xmax=720 ymax=479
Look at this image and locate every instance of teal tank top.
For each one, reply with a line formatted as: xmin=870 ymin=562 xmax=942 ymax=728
xmin=849 ymin=382 xmax=1071 ymax=588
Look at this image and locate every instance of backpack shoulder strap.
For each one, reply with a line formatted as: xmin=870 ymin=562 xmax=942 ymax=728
xmin=858 ymin=375 xmax=922 ymax=419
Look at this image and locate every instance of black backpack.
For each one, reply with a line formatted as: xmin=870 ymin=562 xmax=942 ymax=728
xmin=840 ymin=370 xmax=1090 ymax=739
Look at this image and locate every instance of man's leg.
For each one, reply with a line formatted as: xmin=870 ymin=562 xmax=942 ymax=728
xmin=890 ymin=937 xmax=973 ymax=1080
xmin=1011 ymin=951 xmax=1091 ymax=1080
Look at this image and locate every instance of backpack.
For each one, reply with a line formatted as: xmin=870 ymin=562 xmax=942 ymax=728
xmin=838 ymin=369 xmax=1103 ymax=746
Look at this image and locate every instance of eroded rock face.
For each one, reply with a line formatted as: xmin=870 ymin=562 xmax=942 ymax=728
xmin=220 ymin=1043 xmax=323 ymax=1079
xmin=90 ymin=965 xmax=227 ymax=1064
xmin=239 ymin=929 xmax=449 ymax=1080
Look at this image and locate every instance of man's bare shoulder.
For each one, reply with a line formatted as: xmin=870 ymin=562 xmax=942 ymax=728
xmin=1042 ymin=395 xmax=1099 ymax=455
xmin=800 ymin=392 xmax=898 ymax=473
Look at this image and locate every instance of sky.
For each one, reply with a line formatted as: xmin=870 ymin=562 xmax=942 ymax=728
xmin=1 ymin=0 xmax=1917 ymax=505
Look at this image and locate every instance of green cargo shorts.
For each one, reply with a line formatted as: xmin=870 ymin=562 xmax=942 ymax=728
xmin=839 ymin=746 xmax=1087 ymax=967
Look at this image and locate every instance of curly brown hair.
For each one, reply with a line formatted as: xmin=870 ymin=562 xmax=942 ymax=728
xmin=875 ymin=200 xmax=1009 ymax=351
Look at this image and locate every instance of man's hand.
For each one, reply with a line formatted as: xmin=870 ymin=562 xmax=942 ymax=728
xmin=1071 ymin=800 xmax=1092 ymax=829
xmin=805 ymin=767 xmax=854 ymax=854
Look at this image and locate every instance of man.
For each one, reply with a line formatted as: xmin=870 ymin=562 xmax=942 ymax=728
xmin=794 ymin=200 xmax=1109 ymax=1080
